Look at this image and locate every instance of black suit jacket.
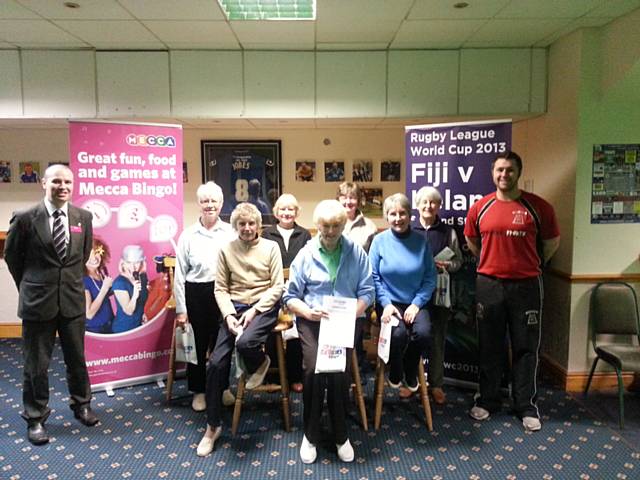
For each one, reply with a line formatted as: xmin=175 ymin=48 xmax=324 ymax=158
xmin=4 ymin=201 xmax=93 ymax=322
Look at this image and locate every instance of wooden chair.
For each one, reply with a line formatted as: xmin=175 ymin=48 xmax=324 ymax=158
xmin=350 ymin=348 xmax=369 ymax=431
xmin=371 ymin=307 xmax=433 ymax=431
xmin=231 ymin=304 xmax=294 ymax=434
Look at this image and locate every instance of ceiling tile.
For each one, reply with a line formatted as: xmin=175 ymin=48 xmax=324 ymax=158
xmin=0 ymin=0 xmax=40 ymax=19
xmin=0 ymin=41 xmax=16 ymax=48
xmin=118 ymin=0 xmax=226 ymax=21
xmin=0 ymin=19 xmax=88 ymax=47
xmin=585 ymin=0 xmax=640 ymax=18
xmin=55 ymin=20 xmax=166 ymax=49
xmin=408 ymin=0 xmax=510 ymax=20
xmin=18 ymin=0 xmax=133 ymax=20
xmin=317 ymin=0 xmax=412 ymax=43
xmin=465 ymin=18 xmax=572 ymax=47
xmin=231 ymin=20 xmax=314 ymax=49
xmin=496 ymin=0 xmax=604 ymax=18
xmin=392 ymin=19 xmax=486 ymax=49
xmin=144 ymin=20 xmax=239 ymax=49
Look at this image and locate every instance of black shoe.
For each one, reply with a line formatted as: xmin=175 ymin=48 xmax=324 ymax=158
xmin=73 ymin=405 xmax=99 ymax=426
xmin=27 ymin=421 xmax=49 ymax=445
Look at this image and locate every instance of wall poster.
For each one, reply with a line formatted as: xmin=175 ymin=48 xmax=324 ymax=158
xmin=201 ymin=140 xmax=281 ymax=226
xmin=591 ymin=144 xmax=640 ymax=223
xmin=70 ymin=120 xmax=183 ymax=392
xmin=405 ymin=119 xmax=512 ymax=387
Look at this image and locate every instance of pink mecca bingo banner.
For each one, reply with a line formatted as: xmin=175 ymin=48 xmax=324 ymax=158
xmin=69 ymin=120 xmax=183 ymax=391
xmin=405 ymin=119 xmax=511 ymax=386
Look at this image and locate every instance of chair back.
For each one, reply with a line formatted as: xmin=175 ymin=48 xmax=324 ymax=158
xmin=590 ymin=282 xmax=640 ymax=338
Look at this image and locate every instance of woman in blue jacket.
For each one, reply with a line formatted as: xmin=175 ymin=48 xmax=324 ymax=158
xmin=284 ymin=200 xmax=374 ymax=465
xmin=369 ymin=193 xmax=437 ymax=395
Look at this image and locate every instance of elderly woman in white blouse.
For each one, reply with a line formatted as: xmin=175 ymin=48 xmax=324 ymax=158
xmin=174 ymin=181 xmax=235 ymax=412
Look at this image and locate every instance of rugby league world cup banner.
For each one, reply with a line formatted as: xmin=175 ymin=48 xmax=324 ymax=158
xmin=69 ymin=120 xmax=183 ymax=391
xmin=405 ymin=119 xmax=511 ymax=385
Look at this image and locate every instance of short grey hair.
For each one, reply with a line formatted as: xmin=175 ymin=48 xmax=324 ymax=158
xmin=313 ymin=199 xmax=347 ymax=226
xmin=383 ymin=193 xmax=411 ymax=217
xmin=230 ymin=202 xmax=262 ymax=231
xmin=272 ymin=193 xmax=300 ymax=216
xmin=196 ymin=181 xmax=224 ymax=202
xmin=414 ymin=186 xmax=442 ymax=206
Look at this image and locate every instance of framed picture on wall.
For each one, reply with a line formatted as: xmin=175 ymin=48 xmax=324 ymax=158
xmin=19 ymin=161 xmax=41 ymax=183
xmin=201 ymin=140 xmax=282 ymax=225
xmin=361 ymin=187 xmax=384 ymax=217
xmin=295 ymin=160 xmax=316 ymax=182
xmin=0 ymin=161 xmax=11 ymax=183
xmin=324 ymin=160 xmax=345 ymax=182
xmin=381 ymin=160 xmax=401 ymax=181
xmin=352 ymin=160 xmax=373 ymax=182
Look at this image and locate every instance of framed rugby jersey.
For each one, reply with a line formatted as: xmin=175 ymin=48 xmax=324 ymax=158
xmin=201 ymin=140 xmax=282 ymax=225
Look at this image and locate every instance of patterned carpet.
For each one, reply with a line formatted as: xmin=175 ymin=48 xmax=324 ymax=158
xmin=1 ymin=338 xmax=639 ymax=480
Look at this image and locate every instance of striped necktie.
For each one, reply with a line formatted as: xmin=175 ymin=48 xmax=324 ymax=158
xmin=52 ymin=209 xmax=67 ymax=262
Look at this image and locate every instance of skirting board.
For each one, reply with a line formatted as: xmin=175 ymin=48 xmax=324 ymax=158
xmin=0 ymin=323 xmax=21 ymax=338
xmin=541 ymin=354 xmax=638 ymax=392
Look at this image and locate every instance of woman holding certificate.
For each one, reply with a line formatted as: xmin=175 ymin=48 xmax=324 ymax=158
xmin=284 ymin=200 xmax=374 ymax=465
xmin=369 ymin=193 xmax=437 ymax=397
xmin=412 ymin=186 xmax=462 ymax=404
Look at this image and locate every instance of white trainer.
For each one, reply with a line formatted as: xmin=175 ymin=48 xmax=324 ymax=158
xmin=299 ymin=435 xmax=317 ymax=464
xmin=469 ymin=405 xmax=490 ymax=421
xmin=196 ymin=425 xmax=222 ymax=457
xmin=222 ymin=389 xmax=236 ymax=407
xmin=191 ymin=393 xmax=206 ymax=412
xmin=522 ymin=416 xmax=542 ymax=431
xmin=246 ymin=356 xmax=271 ymax=390
xmin=336 ymin=438 xmax=354 ymax=462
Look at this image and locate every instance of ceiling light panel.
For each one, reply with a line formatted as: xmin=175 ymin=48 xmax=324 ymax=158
xmin=218 ymin=0 xmax=315 ymax=20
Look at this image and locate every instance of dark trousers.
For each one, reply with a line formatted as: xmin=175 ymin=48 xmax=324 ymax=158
xmin=205 ymin=304 xmax=278 ymax=428
xmin=185 ymin=281 xmax=221 ymax=393
xmin=297 ymin=318 xmax=352 ymax=445
xmin=475 ymin=274 xmax=543 ymax=418
xmin=384 ymin=303 xmax=431 ymax=386
xmin=22 ymin=314 xmax=92 ymax=424
xmin=427 ymin=305 xmax=450 ymax=389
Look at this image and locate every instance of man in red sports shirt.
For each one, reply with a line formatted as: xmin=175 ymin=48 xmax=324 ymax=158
xmin=464 ymin=151 xmax=560 ymax=432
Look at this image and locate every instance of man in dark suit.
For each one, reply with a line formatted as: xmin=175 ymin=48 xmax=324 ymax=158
xmin=5 ymin=164 xmax=99 ymax=445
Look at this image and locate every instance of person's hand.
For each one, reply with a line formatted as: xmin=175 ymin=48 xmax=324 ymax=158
xmin=131 ymin=280 xmax=142 ymax=299
xmin=435 ymin=260 xmax=450 ymax=271
xmin=403 ymin=304 xmax=419 ymax=324
xmin=305 ymin=307 xmax=328 ymax=322
xmin=239 ymin=307 xmax=257 ymax=328
xmin=100 ymin=276 xmax=113 ymax=292
xmin=226 ymin=315 xmax=242 ymax=335
xmin=381 ymin=304 xmax=401 ymax=324
xmin=176 ymin=313 xmax=188 ymax=328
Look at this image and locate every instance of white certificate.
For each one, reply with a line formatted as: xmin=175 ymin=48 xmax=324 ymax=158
xmin=319 ymin=295 xmax=357 ymax=348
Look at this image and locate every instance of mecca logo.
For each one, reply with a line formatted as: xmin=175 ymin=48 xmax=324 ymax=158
xmin=526 ymin=310 xmax=539 ymax=325
xmin=511 ymin=209 xmax=528 ymax=225
xmin=126 ymin=134 xmax=176 ymax=147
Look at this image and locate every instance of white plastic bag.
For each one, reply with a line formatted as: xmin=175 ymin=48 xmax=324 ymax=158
xmin=435 ymin=271 xmax=451 ymax=308
xmin=175 ymin=323 xmax=198 ymax=365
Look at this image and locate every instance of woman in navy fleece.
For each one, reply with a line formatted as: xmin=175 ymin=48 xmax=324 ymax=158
xmin=369 ymin=193 xmax=437 ymax=394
